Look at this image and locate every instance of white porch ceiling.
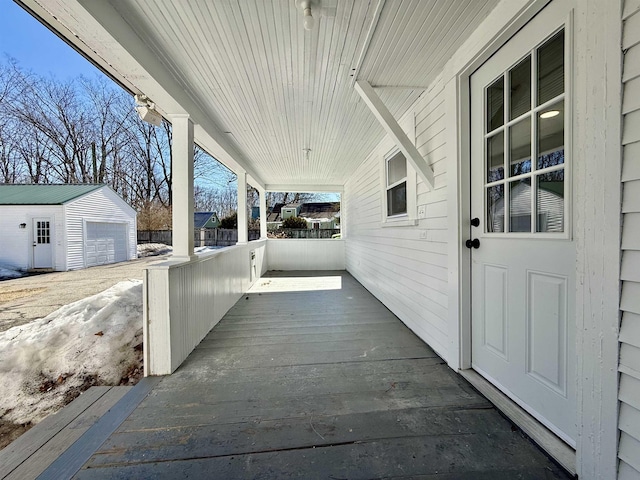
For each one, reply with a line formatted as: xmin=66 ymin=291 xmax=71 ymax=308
xmin=28 ymin=0 xmax=499 ymax=188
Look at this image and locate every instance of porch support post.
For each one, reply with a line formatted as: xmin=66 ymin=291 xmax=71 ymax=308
xmin=237 ymin=171 xmax=248 ymax=244
xmin=259 ymin=188 xmax=267 ymax=239
xmin=170 ymin=114 xmax=195 ymax=259
xmin=354 ymin=80 xmax=434 ymax=189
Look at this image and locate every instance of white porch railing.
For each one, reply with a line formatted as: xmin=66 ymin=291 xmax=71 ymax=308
xmin=143 ymin=240 xmax=266 ymax=375
xmin=267 ymin=238 xmax=345 ymax=270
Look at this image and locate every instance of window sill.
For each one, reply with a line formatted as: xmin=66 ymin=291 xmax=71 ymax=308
xmin=381 ymin=217 xmax=418 ymax=228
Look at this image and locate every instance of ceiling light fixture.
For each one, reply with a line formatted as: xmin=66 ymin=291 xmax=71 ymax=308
xmin=540 ymin=110 xmax=560 ymax=119
xmin=296 ymin=0 xmax=315 ymax=31
xmin=303 ymin=148 xmax=312 ymax=161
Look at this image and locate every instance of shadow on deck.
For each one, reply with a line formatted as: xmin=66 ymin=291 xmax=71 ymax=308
xmin=41 ymin=271 xmax=571 ymax=479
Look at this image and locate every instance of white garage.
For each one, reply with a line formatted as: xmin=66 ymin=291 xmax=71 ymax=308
xmin=0 ymin=184 xmax=137 ymax=272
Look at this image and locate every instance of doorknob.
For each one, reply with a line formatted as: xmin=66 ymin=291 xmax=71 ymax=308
xmin=465 ymin=238 xmax=480 ymax=249
xmin=470 ymin=217 xmax=480 ymax=227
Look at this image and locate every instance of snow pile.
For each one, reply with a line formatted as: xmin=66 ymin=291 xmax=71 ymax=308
xmin=0 ymin=280 xmax=143 ymax=424
xmin=194 ymin=246 xmax=224 ymax=253
xmin=0 ymin=266 xmax=25 ymax=280
xmin=137 ymin=243 xmax=172 ymax=257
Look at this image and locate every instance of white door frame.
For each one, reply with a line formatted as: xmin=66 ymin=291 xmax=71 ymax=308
xmin=443 ymin=0 xmax=621 ymax=477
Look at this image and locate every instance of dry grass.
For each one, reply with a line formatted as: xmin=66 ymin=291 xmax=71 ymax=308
xmin=0 ymin=288 xmax=46 ymax=305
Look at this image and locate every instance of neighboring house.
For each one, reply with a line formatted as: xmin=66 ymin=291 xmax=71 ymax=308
xmin=280 ymin=203 xmax=301 ymax=220
xmin=194 ymin=212 xmax=220 ymax=229
xmin=0 ymin=184 xmax=137 ymax=271
xmin=31 ymin=0 xmax=639 ymax=477
xmin=267 ymin=202 xmax=340 ymax=230
xmin=266 ymin=203 xmax=285 ymax=230
xmin=298 ymin=202 xmax=340 ymax=230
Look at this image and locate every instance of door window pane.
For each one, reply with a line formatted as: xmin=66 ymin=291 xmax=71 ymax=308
xmin=487 ymin=185 xmax=505 ymax=232
xmin=537 ymin=100 xmax=564 ymax=169
xmin=537 ymin=30 xmax=564 ymax=105
xmin=509 ymin=178 xmax=531 ymax=232
xmin=537 ymin=170 xmax=564 ymax=232
xmin=387 ymin=182 xmax=407 ymax=216
xmin=487 ymin=132 xmax=504 ymax=182
xmin=487 ymin=77 xmax=504 ymax=132
xmin=510 ymin=117 xmax=531 ymax=177
xmin=36 ymin=221 xmax=50 ymax=244
xmin=510 ymin=57 xmax=531 ymax=120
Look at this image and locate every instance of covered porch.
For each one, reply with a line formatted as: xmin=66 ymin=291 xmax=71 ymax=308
xmin=14 ymin=0 xmax=631 ymax=477
xmin=35 ymin=271 xmax=568 ymax=479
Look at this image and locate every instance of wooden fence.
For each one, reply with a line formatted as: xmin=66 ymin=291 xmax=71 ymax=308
xmin=279 ymin=229 xmax=341 ymax=239
xmin=138 ymin=228 xmax=340 ymax=246
xmin=137 ymin=229 xmax=260 ymax=247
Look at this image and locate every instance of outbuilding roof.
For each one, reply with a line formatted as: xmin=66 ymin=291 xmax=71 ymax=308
xmin=0 ymin=184 xmax=104 ymax=205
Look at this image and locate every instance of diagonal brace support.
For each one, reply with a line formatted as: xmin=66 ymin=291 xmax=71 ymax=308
xmin=355 ymin=80 xmax=434 ymax=189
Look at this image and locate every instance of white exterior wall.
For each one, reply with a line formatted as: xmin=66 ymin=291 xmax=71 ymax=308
xmin=267 ymin=239 xmax=345 ymax=270
xmin=344 ymin=76 xmax=450 ymax=360
xmin=144 ymin=240 xmax=267 ymax=375
xmin=0 ymin=205 xmax=65 ymax=271
xmin=619 ymin=1 xmax=640 ymax=478
xmin=63 ymin=187 xmax=137 ymax=270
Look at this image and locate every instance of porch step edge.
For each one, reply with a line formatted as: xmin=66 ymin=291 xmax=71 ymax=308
xmin=37 ymin=376 xmax=163 ymax=480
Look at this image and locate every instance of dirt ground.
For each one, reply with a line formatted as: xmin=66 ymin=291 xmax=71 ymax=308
xmin=0 ymin=255 xmax=168 ymax=333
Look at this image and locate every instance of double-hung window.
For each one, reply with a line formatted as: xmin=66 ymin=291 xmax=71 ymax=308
xmin=386 ymin=150 xmax=407 ymax=217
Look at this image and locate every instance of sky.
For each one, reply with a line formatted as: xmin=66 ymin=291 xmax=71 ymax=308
xmin=0 ymin=0 xmax=102 ymax=80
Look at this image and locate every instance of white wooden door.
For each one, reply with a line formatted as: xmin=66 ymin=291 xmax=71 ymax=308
xmin=32 ymin=218 xmax=53 ymax=269
xmin=470 ymin=0 xmax=576 ymax=445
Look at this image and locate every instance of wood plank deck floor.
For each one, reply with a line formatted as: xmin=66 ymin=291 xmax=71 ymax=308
xmin=71 ymin=271 xmax=571 ymax=479
xmin=0 ymin=386 xmax=131 ymax=480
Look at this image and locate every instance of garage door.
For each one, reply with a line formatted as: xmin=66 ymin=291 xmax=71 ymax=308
xmin=85 ymin=222 xmax=128 ymax=267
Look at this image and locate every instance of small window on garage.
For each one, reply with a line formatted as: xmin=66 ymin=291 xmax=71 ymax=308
xmin=386 ymin=150 xmax=407 ymax=217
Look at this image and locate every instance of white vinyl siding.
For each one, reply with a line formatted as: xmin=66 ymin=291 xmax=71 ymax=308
xmin=0 ymin=205 xmax=64 ymax=271
xmin=344 ymin=76 xmax=449 ymax=361
xmin=620 ymin=1 xmax=640 ymax=477
xmin=64 ymin=187 xmax=136 ymax=270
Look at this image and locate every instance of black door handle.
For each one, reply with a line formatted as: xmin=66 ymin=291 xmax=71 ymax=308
xmin=465 ymin=238 xmax=480 ymax=249
xmin=471 ymin=217 xmax=480 ymax=227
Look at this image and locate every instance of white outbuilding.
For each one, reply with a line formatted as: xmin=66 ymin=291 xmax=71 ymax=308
xmin=0 ymin=184 xmax=137 ymax=272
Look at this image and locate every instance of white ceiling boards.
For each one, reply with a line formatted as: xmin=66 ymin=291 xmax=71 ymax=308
xmin=31 ymin=0 xmax=499 ymax=187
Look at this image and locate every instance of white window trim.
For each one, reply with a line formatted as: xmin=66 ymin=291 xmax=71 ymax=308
xmin=381 ymin=147 xmax=417 ymax=227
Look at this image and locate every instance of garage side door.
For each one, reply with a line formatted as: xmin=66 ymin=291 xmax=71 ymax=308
xmin=85 ymin=222 xmax=128 ymax=267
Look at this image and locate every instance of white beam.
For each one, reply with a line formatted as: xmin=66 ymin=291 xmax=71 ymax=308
xmin=170 ymin=114 xmax=195 ymax=260
xmin=265 ymin=184 xmax=344 ymax=193
xmin=259 ymin=189 xmax=267 ymax=240
xmin=354 ymin=80 xmax=435 ymax=189
xmin=237 ymin=171 xmax=248 ymax=244
xmin=350 ymin=0 xmax=386 ymax=87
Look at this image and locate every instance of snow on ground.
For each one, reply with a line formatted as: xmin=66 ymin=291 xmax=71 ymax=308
xmin=137 ymin=243 xmax=224 ymax=258
xmin=0 ymin=280 xmax=143 ymax=425
xmin=137 ymin=243 xmax=172 ymax=257
xmin=0 ymin=266 xmax=25 ymax=281
xmin=194 ymin=246 xmax=224 ymax=253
